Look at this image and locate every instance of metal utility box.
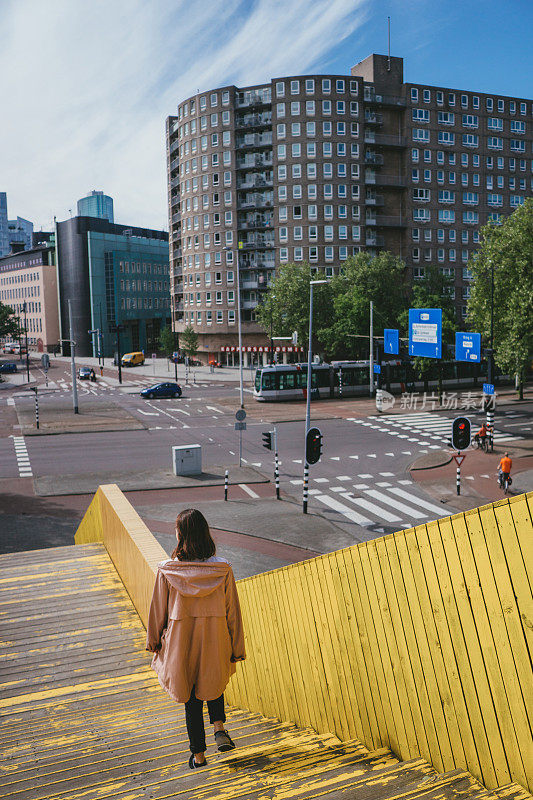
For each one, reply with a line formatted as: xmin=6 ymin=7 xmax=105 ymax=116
xmin=172 ymin=444 xmax=202 ymax=476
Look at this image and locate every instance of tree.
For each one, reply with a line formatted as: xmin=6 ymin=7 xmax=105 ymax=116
xmin=255 ymin=262 xmax=333 ymax=352
xmin=399 ymin=264 xmax=457 ymax=394
xmin=159 ymin=325 xmax=175 ymax=357
xmin=0 ymin=303 xmax=21 ymax=339
xmin=179 ymin=324 xmax=199 ymax=359
xmin=467 ymin=200 xmax=533 ymax=399
xmin=317 ymin=252 xmax=408 ymax=359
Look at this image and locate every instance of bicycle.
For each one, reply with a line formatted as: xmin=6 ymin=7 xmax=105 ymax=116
xmin=472 ymin=435 xmax=489 ymax=453
xmin=498 ymin=470 xmax=512 ymax=494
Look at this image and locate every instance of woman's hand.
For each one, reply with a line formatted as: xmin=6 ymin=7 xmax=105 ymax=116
xmin=146 ymin=644 xmax=162 ymax=653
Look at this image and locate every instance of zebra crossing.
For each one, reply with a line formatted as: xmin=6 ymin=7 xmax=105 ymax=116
xmin=311 ymin=477 xmax=452 ymax=531
xmin=362 ymin=411 xmax=521 ymax=445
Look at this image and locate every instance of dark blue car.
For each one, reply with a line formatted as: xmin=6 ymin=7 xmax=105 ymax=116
xmin=0 ymin=362 xmax=17 ymax=374
xmin=140 ymin=382 xmax=182 ymax=399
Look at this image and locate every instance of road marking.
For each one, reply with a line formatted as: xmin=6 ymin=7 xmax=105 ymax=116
xmin=349 ymin=455 xmax=359 ymax=459
xmin=385 ymin=452 xmax=395 ymax=456
xmin=480 ymin=474 xmax=490 ymax=479
xmin=465 ymin=476 xmax=475 ymax=480
xmin=387 ymin=487 xmax=448 ymax=517
xmin=239 ymin=483 xmax=259 ymax=498
xmin=290 ymin=479 xmax=303 ymax=485
xmin=341 ymin=493 xmax=402 ymax=523
xmin=398 ymin=479 xmax=413 ymax=485
xmin=292 ymin=459 xmax=302 ymax=464
xmin=308 ymin=488 xmax=322 ymax=496
xmin=315 ymin=494 xmax=372 ymax=525
xmin=364 ymin=489 xmax=426 ymax=519
xmin=367 ymin=454 xmax=377 ymax=458
xmin=168 ymin=407 xmax=190 ymax=415
xmin=376 ymin=482 xmax=392 ymax=487
xmin=314 ymin=477 xmax=329 ymax=483
xmin=357 ymin=474 xmax=373 ymax=479
xmin=330 ymin=456 xmax=340 ymax=461
xmin=353 ymin=483 xmax=370 ymax=489
xmin=7 ymin=398 xmax=15 ymax=406
xmin=251 ymin=462 xmax=262 ymax=467
xmin=379 ymin=472 xmax=394 ymax=477
xmin=206 ymin=405 xmax=224 ymax=413
xmin=12 ymin=436 xmax=32 ymax=478
xmin=137 ymin=409 xmax=159 ymax=416
xmin=331 ymin=487 xmax=346 ymax=492
xmin=336 ymin=476 xmax=351 ymax=481
xmin=401 ymin=451 xmax=412 ymax=455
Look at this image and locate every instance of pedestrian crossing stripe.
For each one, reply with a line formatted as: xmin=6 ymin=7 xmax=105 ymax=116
xmin=366 ymin=412 xmax=521 ymax=442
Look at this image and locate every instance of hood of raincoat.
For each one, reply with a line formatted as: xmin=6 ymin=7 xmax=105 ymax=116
xmin=158 ymin=559 xmax=230 ymax=598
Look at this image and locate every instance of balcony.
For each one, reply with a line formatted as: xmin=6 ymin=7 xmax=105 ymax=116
xmin=236 ymin=92 xmax=271 ymax=109
xmin=238 ymin=218 xmax=273 ymax=230
xmin=170 ymin=176 xmax=180 ymax=188
xmin=169 ymin=157 xmax=179 ymax=172
xmin=169 ymin=139 xmax=180 ymax=155
xmin=240 ymin=258 xmax=275 ymax=270
xmin=364 ymin=111 xmax=383 ymax=125
xmin=365 ymin=235 xmax=385 ymax=247
xmin=237 ymin=175 xmax=273 ymax=190
xmin=235 ymin=133 xmax=273 ymax=149
xmin=365 ymin=171 xmax=406 ymax=187
xmin=364 ymin=194 xmax=384 ymax=206
xmin=365 ymin=215 xmax=407 ymax=227
xmin=364 ymin=91 xmax=406 ymax=107
xmin=237 ymin=197 xmax=273 ymax=210
xmin=235 ymin=114 xmax=272 ymax=130
xmin=364 ymin=132 xmax=407 ymax=148
xmin=236 ymin=154 xmax=273 ymax=169
xmin=240 ymin=239 xmax=275 ymax=250
xmin=364 ymin=152 xmax=384 ymax=166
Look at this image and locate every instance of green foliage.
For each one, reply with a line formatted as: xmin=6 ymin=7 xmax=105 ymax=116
xmin=159 ymin=325 xmax=175 ymax=356
xmin=467 ymin=199 xmax=533 ymax=394
xmin=255 ymin=262 xmax=332 ymax=350
xmin=0 ymin=303 xmax=21 ymax=339
xmin=179 ymin=324 xmax=199 ymax=358
xmin=318 ymin=252 xmax=408 ymax=358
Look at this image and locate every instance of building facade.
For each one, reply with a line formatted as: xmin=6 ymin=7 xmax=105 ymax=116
xmin=7 ymin=216 xmax=33 ymax=252
xmin=0 ymin=240 xmax=59 ymax=352
xmin=0 ymin=194 xmax=9 ymax=257
xmin=55 ymin=217 xmax=170 ymax=358
xmin=77 ymin=190 xmax=114 ymax=223
xmin=166 ymin=53 xmax=532 ymax=363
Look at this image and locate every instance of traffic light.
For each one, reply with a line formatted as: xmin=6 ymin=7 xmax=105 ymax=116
xmin=262 ymin=431 xmax=272 ymax=450
xmin=306 ymin=427 xmax=323 ymax=465
xmin=452 ymin=416 xmax=471 ymax=451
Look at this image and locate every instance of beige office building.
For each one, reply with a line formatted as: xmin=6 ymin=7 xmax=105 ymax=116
xmin=0 ymin=240 xmax=60 ymax=352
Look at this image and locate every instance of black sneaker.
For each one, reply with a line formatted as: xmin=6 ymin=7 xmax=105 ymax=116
xmin=189 ymin=754 xmax=207 ymax=769
xmin=215 ymin=730 xmax=235 ymax=752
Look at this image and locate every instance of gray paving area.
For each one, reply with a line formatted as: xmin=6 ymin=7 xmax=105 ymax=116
xmin=15 ymin=395 xmax=145 ymax=435
xmin=33 ymin=465 xmax=268 ymax=497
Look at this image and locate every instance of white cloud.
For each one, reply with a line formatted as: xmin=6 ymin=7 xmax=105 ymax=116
xmin=0 ymin=0 xmax=367 ymax=231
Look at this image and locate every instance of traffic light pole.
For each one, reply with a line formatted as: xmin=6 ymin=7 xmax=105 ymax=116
xmin=456 ymin=452 xmax=461 ymax=495
xmin=274 ymin=427 xmax=280 ymax=500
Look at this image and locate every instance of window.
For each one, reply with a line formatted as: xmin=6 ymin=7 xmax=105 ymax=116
xmin=462 ymin=211 xmax=478 ymax=224
xmin=462 ymin=134 xmax=478 ymax=147
xmin=423 ymin=89 xmax=431 ymax=103
xmin=461 ymin=94 xmax=469 ymax=108
xmin=337 ymin=101 xmax=345 ymax=114
xmin=448 ymin=92 xmax=455 ymax=105
xmin=322 ymin=78 xmax=331 ymax=93
xmin=336 ymin=79 xmax=345 ymax=93
xmin=306 ymin=122 xmax=316 ymax=138
xmin=290 ymin=79 xmax=299 ymax=94
xmin=424 ymin=169 xmax=431 ymax=182
xmin=510 ymin=195 xmax=525 ymax=208
xmin=276 ymin=81 xmax=285 ymax=97
xmin=510 ymin=139 xmax=526 ymax=152
xmin=305 ymin=78 xmax=314 ymax=94
xmin=411 ymin=87 xmax=418 ymax=103
xmin=487 ymin=193 xmax=503 ymax=206
xmin=438 ymin=131 xmax=455 ymax=145
xmin=412 ymin=168 xmax=419 ymax=182
xmin=413 ymin=208 xmax=430 ymax=221
xmin=487 ymin=117 xmax=503 ymax=130
xmin=497 ymin=99 xmax=504 ymax=113
xmin=412 ymin=147 xmax=420 ymax=162
xmin=463 ymin=191 xmax=478 ymax=204
xmin=337 ymin=122 xmax=346 ymax=135
xmin=306 ymin=100 xmax=315 ymax=115
xmin=323 ymin=121 xmax=332 ymax=136
xmin=462 ymin=115 xmax=478 ymax=128
xmin=412 ymin=128 xmax=430 ymax=142
xmin=473 ymin=96 xmax=479 ymax=109
xmin=277 ymin=102 xmax=285 ymax=117
xmin=438 ymin=111 xmax=455 ymax=125
xmin=294 ymin=247 xmax=303 ymax=261
xmin=291 ymin=101 xmax=300 ymax=115
xmin=488 ymin=136 xmax=504 ymax=150
xmin=436 ymin=91 xmax=444 ymax=105
xmin=438 ymin=209 xmax=455 ymax=223
xmin=412 ymin=108 xmax=430 ymax=122
xmin=413 ymin=188 xmax=430 ymax=201
xmin=438 ymin=190 xmax=455 ymax=203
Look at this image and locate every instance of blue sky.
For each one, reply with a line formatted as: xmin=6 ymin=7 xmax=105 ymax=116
xmin=0 ymin=0 xmax=531 ymax=233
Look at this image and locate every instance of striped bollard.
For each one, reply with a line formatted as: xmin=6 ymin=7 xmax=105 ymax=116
xmin=456 ymin=454 xmax=461 ymax=495
xmin=274 ymin=451 xmax=280 ymax=500
xmin=34 ymin=390 xmax=39 ymax=430
xmin=224 ymin=469 xmax=228 ymax=501
xmin=339 ymin=368 xmax=342 ymax=398
xmin=302 ymin=463 xmax=309 ymax=514
xmin=487 ymin=406 xmax=494 ymax=452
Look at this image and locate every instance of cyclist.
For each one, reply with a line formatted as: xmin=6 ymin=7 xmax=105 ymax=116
xmin=474 ymin=422 xmax=488 ymax=448
xmin=498 ymin=452 xmax=512 ymax=490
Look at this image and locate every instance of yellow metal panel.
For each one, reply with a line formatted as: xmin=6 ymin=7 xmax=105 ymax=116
xmin=465 ymin=507 xmax=530 ymax=786
xmin=74 ymin=488 xmax=103 ymax=544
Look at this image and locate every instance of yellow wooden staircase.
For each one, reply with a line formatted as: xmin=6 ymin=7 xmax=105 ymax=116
xmin=0 ymin=543 xmax=531 ymax=800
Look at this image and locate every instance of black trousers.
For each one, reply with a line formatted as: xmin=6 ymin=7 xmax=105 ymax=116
xmin=184 ymin=687 xmax=226 ymax=754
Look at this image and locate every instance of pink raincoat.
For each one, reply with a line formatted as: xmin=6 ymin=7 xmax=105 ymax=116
xmin=146 ymin=559 xmax=245 ymax=703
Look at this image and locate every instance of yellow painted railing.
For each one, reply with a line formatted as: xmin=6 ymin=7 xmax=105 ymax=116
xmin=75 ymin=487 xmax=533 ymax=792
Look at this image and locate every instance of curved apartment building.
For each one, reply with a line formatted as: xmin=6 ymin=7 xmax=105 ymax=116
xmin=166 ymin=53 xmax=532 ymax=364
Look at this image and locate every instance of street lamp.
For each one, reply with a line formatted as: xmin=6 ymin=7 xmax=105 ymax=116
xmin=109 ymin=323 xmax=124 ymax=384
xmin=22 ymin=302 xmax=30 ymax=382
xmin=303 ymin=279 xmax=328 ymax=513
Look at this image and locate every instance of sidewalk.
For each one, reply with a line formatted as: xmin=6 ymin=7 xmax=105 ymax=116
xmin=14 ymin=395 xmax=145 ymax=435
xmin=52 ymin=354 xmax=247 ymax=383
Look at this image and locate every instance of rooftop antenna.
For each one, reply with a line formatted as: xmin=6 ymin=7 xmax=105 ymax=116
xmin=387 ymin=16 xmax=391 ymax=71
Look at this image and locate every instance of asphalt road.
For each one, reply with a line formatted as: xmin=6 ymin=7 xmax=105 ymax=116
xmin=2 ymin=355 xmax=531 ymax=540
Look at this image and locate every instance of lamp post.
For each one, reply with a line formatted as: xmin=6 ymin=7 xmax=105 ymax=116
xmin=109 ymin=323 xmax=124 ymax=384
xmin=303 ymin=279 xmax=328 ymax=514
xmin=487 ymin=259 xmax=495 ymax=451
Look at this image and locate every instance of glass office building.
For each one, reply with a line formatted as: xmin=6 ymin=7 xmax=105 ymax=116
xmin=77 ymin=191 xmax=114 ymax=223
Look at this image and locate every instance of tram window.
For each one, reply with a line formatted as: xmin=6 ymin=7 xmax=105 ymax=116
xmin=255 ymin=372 xmax=262 ymax=391
xmin=279 ymin=372 xmax=296 ymax=390
xmin=261 ymin=372 xmax=275 ymax=390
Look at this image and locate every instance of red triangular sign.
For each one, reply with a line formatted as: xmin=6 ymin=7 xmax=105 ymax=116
xmin=453 ymin=454 xmax=465 ymax=466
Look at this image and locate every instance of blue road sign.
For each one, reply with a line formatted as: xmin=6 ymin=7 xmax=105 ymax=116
xmin=384 ymin=329 xmax=399 ymax=355
xmin=408 ymin=308 xmax=442 ymax=359
xmin=455 ymin=332 xmax=481 ymax=362
xmin=373 ymin=364 xmax=381 ymax=374
xmin=483 ymin=383 xmax=495 ymax=395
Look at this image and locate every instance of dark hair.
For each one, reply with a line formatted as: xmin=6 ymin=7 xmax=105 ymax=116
xmin=171 ymin=509 xmax=216 ymax=561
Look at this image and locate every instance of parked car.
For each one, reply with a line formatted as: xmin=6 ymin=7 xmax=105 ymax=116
xmin=2 ymin=343 xmax=17 ymax=354
xmin=187 ymin=358 xmax=202 ymax=366
xmin=140 ymin=382 xmax=182 ymax=399
xmin=0 ymin=362 xmax=17 ymax=373
xmin=78 ymin=366 xmax=92 ymax=380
